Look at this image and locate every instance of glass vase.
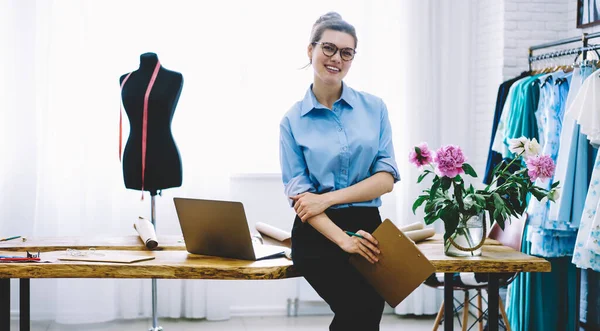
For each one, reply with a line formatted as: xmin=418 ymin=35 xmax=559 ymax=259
xmin=444 ymin=213 xmax=485 ymax=257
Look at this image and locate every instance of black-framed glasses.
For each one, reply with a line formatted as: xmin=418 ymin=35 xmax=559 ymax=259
xmin=313 ymin=42 xmax=356 ymax=61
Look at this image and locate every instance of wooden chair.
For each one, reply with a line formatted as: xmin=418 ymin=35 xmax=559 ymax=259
xmin=426 ymin=214 xmax=526 ymax=331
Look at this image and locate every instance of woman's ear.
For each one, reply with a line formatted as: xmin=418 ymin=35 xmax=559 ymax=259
xmin=307 ymin=44 xmax=313 ymax=64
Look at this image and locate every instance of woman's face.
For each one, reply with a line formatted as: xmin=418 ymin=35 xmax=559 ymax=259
xmin=308 ymin=29 xmax=355 ymax=87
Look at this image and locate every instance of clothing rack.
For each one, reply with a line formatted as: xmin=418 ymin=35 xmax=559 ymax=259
xmin=524 ymin=32 xmax=600 ymax=331
xmin=528 ymin=32 xmax=600 ymax=70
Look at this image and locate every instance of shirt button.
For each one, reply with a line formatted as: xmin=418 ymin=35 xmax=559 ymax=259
xmin=338 ymin=127 xmax=342 ymax=132
xmin=342 ymin=146 xmax=347 ymax=151
xmin=341 ymin=170 xmax=347 ymax=175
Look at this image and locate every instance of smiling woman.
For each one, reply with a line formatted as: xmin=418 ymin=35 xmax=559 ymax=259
xmin=280 ymin=12 xmax=401 ymax=330
xmin=0 ymin=0 xmax=412 ymax=324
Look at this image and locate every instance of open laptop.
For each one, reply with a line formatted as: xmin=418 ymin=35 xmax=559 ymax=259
xmin=173 ymin=197 xmax=288 ymax=261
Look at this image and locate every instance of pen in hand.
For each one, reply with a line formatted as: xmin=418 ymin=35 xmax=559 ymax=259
xmin=345 ymin=231 xmax=364 ymax=239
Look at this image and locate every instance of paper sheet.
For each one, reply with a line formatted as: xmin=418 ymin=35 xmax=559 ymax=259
xmin=134 ymin=217 xmax=159 ymax=250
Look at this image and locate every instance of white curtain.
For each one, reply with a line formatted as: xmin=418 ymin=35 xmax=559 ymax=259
xmin=0 ymin=0 xmax=476 ymax=323
xmin=394 ymin=0 xmax=475 ymax=315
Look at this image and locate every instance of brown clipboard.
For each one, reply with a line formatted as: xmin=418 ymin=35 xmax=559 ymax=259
xmin=349 ymin=219 xmax=435 ymax=308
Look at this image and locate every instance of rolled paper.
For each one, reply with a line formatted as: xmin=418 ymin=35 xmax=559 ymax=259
xmin=255 ymin=222 xmax=291 ymax=242
xmin=404 ymin=228 xmax=436 ymax=243
xmin=399 ymin=221 xmax=424 ymax=233
xmin=134 ymin=216 xmax=159 ymax=250
xmin=255 ymin=222 xmax=292 ymax=248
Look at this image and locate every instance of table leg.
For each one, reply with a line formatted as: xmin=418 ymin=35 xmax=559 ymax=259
xmin=20 ymin=279 xmax=30 ymax=331
xmin=1 ymin=278 xmax=10 ymax=331
xmin=150 ymin=278 xmax=162 ymax=331
xmin=488 ymin=274 xmax=499 ymax=331
xmin=444 ymin=273 xmax=454 ymax=331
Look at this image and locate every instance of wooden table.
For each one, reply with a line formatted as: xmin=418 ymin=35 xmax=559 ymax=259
xmin=0 ymin=236 xmax=550 ymax=331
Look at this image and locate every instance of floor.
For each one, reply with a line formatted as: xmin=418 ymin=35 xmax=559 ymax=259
xmin=12 ymin=314 xmax=468 ymax=331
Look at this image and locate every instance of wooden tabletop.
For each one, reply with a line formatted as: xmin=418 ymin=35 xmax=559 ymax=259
xmin=0 ymin=234 xmax=550 ymax=279
xmin=0 ymin=250 xmax=298 ymax=280
xmin=418 ymin=244 xmax=550 ymax=273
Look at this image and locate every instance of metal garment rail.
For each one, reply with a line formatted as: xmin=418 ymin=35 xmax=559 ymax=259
xmin=525 ymin=32 xmax=600 ymax=331
xmin=528 ymin=31 xmax=600 ymax=70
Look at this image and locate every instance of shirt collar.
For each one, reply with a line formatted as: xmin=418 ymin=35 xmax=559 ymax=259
xmin=300 ymin=81 xmax=356 ymax=116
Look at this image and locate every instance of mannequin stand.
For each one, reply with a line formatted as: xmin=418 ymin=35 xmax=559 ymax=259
xmin=149 ymin=194 xmax=163 ymax=331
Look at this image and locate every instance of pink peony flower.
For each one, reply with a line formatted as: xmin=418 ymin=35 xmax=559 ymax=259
xmin=434 ymin=145 xmax=466 ymax=178
xmin=409 ymin=143 xmax=434 ymax=169
xmin=526 ymin=155 xmax=555 ymax=182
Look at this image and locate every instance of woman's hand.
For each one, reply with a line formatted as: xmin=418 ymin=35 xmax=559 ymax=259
xmin=291 ymin=192 xmax=332 ymax=222
xmin=338 ymin=230 xmax=380 ymax=264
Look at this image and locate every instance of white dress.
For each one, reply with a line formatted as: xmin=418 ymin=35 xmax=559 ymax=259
xmin=572 ymin=151 xmax=600 ymax=272
xmin=565 ymin=68 xmax=600 ymax=147
xmin=568 ymin=69 xmax=600 ymax=271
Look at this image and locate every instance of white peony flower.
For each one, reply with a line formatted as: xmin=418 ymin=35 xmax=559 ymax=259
xmin=508 ymin=136 xmax=529 ymax=155
xmin=523 ymin=138 xmax=541 ymax=160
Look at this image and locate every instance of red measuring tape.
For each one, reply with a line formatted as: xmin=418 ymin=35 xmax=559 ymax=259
xmin=120 ymin=61 xmax=161 ymax=200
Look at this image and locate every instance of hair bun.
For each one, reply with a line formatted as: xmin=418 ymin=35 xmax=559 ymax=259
xmin=315 ymin=12 xmax=342 ymax=24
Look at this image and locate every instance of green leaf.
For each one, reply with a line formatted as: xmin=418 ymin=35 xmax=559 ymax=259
xmin=412 ymin=196 xmax=428 ymax=214
xmin=530 ymin=187 xmax=547 ymax=201
xmin=472 ymin=193 xmax=486 ymax=206
xmin=492 ymin=193 xmax=505 ymax=212
xmin=415 ymin=146 xmax=421 ymax=154
xmin=429 ymin=180 xmax=441 ymax=201
xmin=468 ymin=184 xmax=475 ymax=194
xmin=493 ymin=209 xmax=504 ymax=224
xmin=441 ymin=177 xmax=452 ymax=191
xmin=490 ymin=161 xmax=506 ymax=179
xmin=440 ymin=205 xmax=460 ymax=241
xmin=454 ymin=182 xmax=465 ymax=211
xmin=462 ymin=163 xmax=478 ymax=178
xmin=424 ymin=201 xmax=435 ymax=214
xmin=551 ymin=181 xmax=560 ymax=189
xmin=424 ymin=212 xmax=438 ymax=225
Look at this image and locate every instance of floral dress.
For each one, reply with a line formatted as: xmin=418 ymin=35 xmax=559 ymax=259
xmin=572 ymin=147 xmax=600 ymax=271
xmin=526 ymin=71 xmax=577 ymax=258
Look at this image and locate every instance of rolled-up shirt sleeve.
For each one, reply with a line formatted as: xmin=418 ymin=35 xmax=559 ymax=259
xmin=370 ymin=100 xmax=401 ymax=183
xmin=280 ymin=118 xmax=316 ymax=206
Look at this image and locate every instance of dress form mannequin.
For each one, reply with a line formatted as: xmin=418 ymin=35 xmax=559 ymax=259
xmin=119 ymin=53 xmax=183 ymax=331
xmin=120 ymin=52 xmax=183 ymax=196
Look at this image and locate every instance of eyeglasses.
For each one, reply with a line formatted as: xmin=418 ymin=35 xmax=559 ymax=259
xmin=313 ymin=42 xmax=356 ymax=61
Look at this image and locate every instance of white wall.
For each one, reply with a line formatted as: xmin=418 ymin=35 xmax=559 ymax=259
xmin=472 ymin=1 xmax=505 ymax=176
xmin=471 ymin=0 xmax=572 ymax=176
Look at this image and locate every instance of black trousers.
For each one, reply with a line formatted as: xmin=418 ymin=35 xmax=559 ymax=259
xmin=291 ymin=207 xmax=385 ymax=331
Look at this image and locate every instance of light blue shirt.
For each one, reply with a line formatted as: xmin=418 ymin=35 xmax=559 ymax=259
xmin=279 ymin=82 xmax=400 ymax=209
